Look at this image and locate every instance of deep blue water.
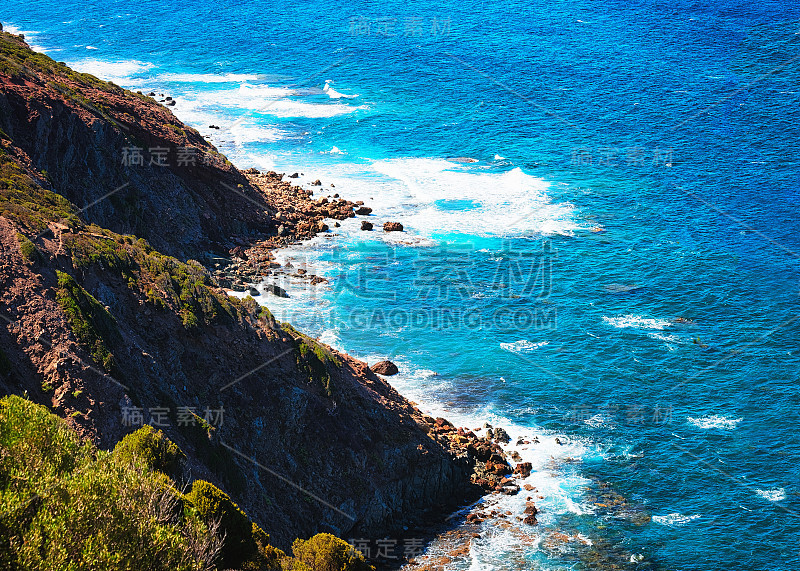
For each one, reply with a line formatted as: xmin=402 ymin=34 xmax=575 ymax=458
xmin=4 ymin=1 xmax=800 ymax=568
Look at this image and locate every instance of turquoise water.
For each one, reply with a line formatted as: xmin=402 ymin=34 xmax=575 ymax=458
xmin=5 ymin=1 xmax=800 ymax=568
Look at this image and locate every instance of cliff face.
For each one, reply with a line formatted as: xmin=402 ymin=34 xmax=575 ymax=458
xmin=0 ymin=31 xmax=273 ymax=260
xmin=0 ymin=31 xmax=480 ymax=549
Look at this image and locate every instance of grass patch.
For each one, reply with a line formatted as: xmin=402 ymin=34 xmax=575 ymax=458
xmin=1 ymin=32 xmax=123 ymax=94
xmin=64 ymin=229 xmax=242 ymax=330
xmin=0 ymin=153 xmax=80 ymax=233
xmin=54 ymin=270 xmax=120 ymax=374
xmin=281 ymin=323 xmax=341 ymax=398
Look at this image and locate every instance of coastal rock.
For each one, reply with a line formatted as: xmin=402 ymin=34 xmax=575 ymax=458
xmin=514 ymin=462 xmax=533 ymax=478
xmin=288 ymin=172 xmax=299 ymax=178
xmin=312 ymin=179 xmax=322 ymax=186
xmin=493 ymin=427 xmax=511 ymax=444
xmin=360 ymin=221 xmax=373 ymax=231
xmin=355 ymin=206 xmax=373 ymax=215
xmin=371 ymin=360 xmax=399 ymax=376
xmin=383 ymin=222 xmax=404 ymax=232
xmin=264 ymin=284 xmax=289 ymax=298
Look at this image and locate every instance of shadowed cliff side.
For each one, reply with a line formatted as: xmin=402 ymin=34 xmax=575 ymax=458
xmin=0 ymin=30 xmax=273 ymax=260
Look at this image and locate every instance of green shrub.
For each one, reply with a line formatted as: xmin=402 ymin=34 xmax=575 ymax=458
xmin=65 ymin=230 xmax=241 ymax=329
xmin=16 ymin=232 xmax=39 ymax=262
xmin=0 ymin=395 xmax=221 ymax=571
xmin=54 ymin=270 xmax=120 ymax=374
xmin=113 ymin=424 xmax=186 ymax=479
xmin=287 ymin=533 xmax=373 ymax=571
xmin=185 ymin=479 xmax=257 ymax=568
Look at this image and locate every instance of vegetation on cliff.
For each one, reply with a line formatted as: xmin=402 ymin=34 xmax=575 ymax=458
xmin=55 ymin=270 xmax=121 ymax=375
xmin=0 ymin=395 xmax=221 ymax=570
xmin=0 ymin=395 xmax=374 ymax=570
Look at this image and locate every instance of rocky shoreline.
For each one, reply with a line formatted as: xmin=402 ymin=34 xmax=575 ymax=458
xmin=208 ymin=168 xmax=407 ymax=295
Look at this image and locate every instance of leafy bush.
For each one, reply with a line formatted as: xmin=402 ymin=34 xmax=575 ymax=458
xmin=0 ymin=395 xmax=222 ymax=571
xmin=286 ymin=533 xmax=373 ymax=571
xmin=113 ymin=424 xmax=186 ymax=480
xmin=16 ymin=232 xmax=39 ymax=262
xmin=54 ymin=270 xmax=120 ymax=374
xmin=185 ymin=479 xmax=258 ymax=568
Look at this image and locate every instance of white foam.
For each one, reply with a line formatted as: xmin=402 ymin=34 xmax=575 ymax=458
xmin=227 ymin=122 xmax=287 ymax=143
xmin=584 ymin=413 xmax=613 ymax=429
xmin=652 ymin=513 xmax=701 ymax=526
xmin=687 ymin=415 xmax=743 ymax=430
xmin=307 ymin=158 xmax=578 ymax=239
xmin=603 ymin=314 xmax=672 ymax=330
xmin=173 ymin=83 xmax=365 ymax=118
xmin=261 ymin=99 xmax=367 ymax=118
xmin=157 ymin=72 xmax=262 ymax=83
xmin=3 ymin=24 xmax=48 ymax=52
xmin=66 ymin=58 xmax=154 ymax=83
xmin=648 ymin=332 xmax=683 ymax=344
xmin=323 ymin=80 xmax=358 ymax=99
xmin=755 ymin=488 xmax=786 ymax=502
xmin=500 ymin=340 xmax=549 ymax=354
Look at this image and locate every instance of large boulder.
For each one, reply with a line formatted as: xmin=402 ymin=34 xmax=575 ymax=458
xmin=360 ymin=221 xmax=373 ymax=231
xmin=371 ymin=360 xmax=399 ymax=376
xmin=355 ymin=206 xmax=373 ymax=215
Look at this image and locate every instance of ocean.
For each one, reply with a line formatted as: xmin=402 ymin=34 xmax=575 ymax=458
xmin=4 ymin=0 xmax=800 ymax=568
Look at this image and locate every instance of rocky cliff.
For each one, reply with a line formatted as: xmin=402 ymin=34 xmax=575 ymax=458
xmin=0 ymin=30 xmax=501 ymax=553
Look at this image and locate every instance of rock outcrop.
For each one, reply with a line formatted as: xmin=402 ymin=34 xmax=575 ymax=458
xmin=371 ymin=360 xmax=399 ymax=376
